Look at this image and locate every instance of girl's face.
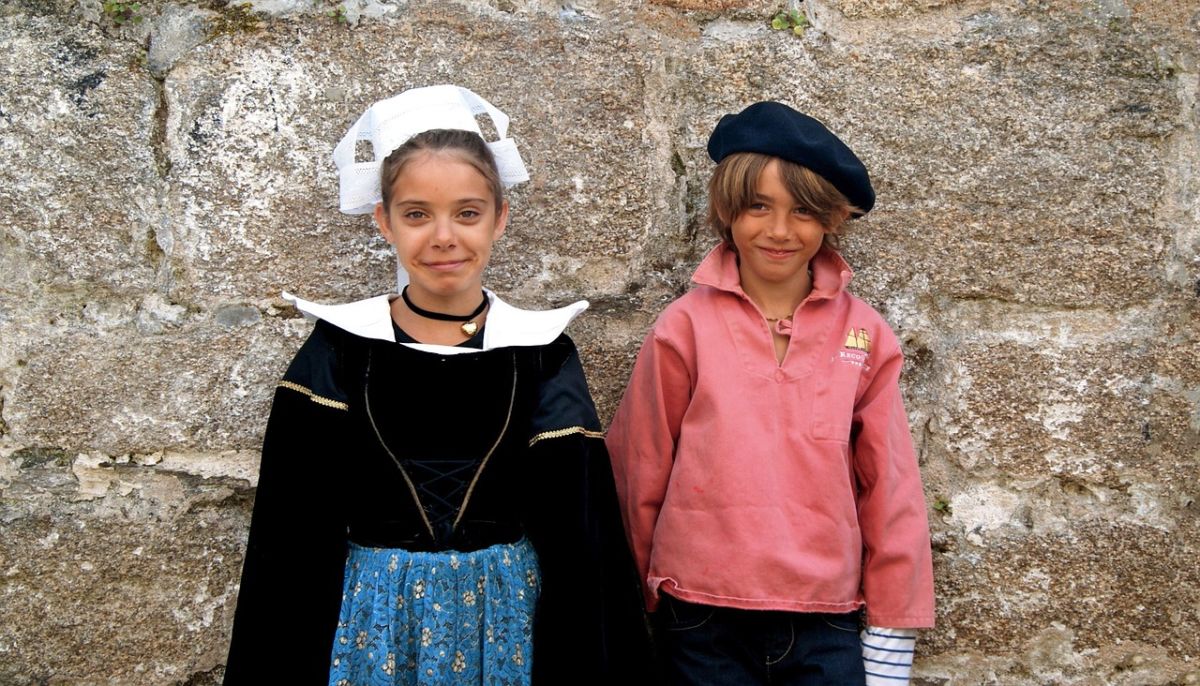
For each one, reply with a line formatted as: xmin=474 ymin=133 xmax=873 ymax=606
xmin=374 ymin=152 xmax=508 ymax=306
xmin=730 ymin=159 xmax=828 ymax=297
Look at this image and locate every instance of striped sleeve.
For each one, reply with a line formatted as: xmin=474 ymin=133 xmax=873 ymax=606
xmin=861 ymin=626 xmax=917 ymax=685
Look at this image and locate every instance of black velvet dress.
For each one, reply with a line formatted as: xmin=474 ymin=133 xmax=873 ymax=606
xmin=224 ymin=318 xmax=654 ymax=684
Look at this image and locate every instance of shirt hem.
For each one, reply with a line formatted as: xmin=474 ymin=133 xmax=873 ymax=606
xmin=651 ymin=577 xmax=865 ymax=614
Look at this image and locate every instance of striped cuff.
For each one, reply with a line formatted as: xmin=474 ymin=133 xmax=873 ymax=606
xmin=861 ymin=626 xmax=917 ymax=685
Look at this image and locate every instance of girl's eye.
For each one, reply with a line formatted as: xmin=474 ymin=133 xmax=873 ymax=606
xmin=403 ymin=210 xmax=427 ymax=220
xmin=459 ymin=209 xmax=480 ymax=219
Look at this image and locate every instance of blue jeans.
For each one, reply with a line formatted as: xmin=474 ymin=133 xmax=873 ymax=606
xmin=657 ymin=594 xmax=865 ymax=685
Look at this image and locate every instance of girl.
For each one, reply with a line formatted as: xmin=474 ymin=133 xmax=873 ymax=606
xmin=224 ymin=85 xmax=651 ymax=685
xmin=607 ymin=101 xmax=935 ymax=685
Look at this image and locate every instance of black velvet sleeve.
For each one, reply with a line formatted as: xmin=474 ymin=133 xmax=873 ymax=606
xmin=522 ymin=336 xmax=658 ymax=684
xmin=224 ymin=324 xmax=350 ymax=684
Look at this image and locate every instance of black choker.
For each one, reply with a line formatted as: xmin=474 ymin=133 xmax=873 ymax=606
xmin=401 ymin=287 xmax=488 ymax=336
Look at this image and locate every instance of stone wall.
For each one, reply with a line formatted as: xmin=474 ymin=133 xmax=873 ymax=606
xmin=1 ymin=0 xmax=1197 ymax=683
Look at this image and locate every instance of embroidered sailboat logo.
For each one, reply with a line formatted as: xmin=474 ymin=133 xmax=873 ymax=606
xmin=844 ymin=328 xmax=871 ymax=353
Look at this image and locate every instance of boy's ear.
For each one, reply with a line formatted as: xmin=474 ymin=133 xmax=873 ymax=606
xmin=714 ymin=208 xmax=735 ymax=237
xmin=827 ymin=206 xmax=852 ymax=233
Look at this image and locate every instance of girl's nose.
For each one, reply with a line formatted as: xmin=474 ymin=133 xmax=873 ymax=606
xmin=431 ymin=217 xmax=456 ymax=247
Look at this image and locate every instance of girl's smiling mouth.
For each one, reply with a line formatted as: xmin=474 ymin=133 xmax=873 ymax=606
xmin=423 ymin=259 xmax=469 ymax=271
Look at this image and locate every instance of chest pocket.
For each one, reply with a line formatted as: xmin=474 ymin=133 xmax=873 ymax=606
xmin=810 ymin=352 xmax=869 ymax=442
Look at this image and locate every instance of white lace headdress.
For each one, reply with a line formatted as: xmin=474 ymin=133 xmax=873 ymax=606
xmin=332 ymin=85 xmax=530 ymax=216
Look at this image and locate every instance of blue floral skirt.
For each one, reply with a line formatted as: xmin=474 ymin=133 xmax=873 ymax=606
xmin=328 ymin=538 xmax=540 ymax=686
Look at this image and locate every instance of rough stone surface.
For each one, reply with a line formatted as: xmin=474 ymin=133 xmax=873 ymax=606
xmin=1 ymin=0 xmax=1197 ymax=684
xmin=147 ymin=4 xmax=215 ymax=79
xmin=6 ymin=315 xmax=304 ymax=454
xmin=0 ymin=451 xmax=249 ymax=685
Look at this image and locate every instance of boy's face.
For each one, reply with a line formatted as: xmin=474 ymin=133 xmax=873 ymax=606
xmin=730 ymin=159 xmax=828 ymax=296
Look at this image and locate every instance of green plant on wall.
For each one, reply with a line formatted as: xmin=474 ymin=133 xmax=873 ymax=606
xmin=330 ymin=4 xmax=348 ymax=25
xmin=771 ymin=6 xmax=809 ymax=36
xmin=102 ymin=0 xmax=143 ymax=25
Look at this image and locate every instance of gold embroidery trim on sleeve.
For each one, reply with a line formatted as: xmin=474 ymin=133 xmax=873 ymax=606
xmin=528 ymin=426 xmax=605 ymax=447
xmin=277 ymin=380 xmax=349 ymax=411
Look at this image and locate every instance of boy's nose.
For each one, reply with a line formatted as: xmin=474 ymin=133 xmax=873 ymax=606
xmin=766 ymin=214 xmax=789 ymax=239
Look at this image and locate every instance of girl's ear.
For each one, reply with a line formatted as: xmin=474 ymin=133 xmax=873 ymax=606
xmin=492 ymin=200 xmax=509 ymax=241
xmin=374 ymin=203 xmax=393 ymax=244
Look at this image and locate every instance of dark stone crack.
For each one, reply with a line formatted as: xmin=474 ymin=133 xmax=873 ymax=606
xmin=150 ymin=75 xmax=172 ymax=179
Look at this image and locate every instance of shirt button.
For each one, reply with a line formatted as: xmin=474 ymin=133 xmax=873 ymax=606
xmin=774 ymin=369 xmax=786 ymax=382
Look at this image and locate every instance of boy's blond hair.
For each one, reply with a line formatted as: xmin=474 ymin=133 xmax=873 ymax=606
xmin=707 ymin=152 xmax=860 ymax=251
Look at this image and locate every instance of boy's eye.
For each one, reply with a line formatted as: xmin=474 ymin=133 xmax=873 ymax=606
xmin=748 ymin=202 xmax=768 ymax=211
xmin=793 ymin=206 xmax=814 ymax=216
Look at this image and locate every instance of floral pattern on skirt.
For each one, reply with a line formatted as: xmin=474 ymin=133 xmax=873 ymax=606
xmin=328 ymin=539 xmax=540 ymax=686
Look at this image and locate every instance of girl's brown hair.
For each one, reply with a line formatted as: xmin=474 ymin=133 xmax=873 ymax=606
xmin=379 ymin=129 xmax=504 ymax=211
xmin=707 ymin=153 xmax=860 ymax=250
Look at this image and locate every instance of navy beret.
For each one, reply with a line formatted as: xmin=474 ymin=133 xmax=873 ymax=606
xmin=707 ymin=101 xmax=875 ymax=215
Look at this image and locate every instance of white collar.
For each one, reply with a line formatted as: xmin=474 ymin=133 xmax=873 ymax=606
xmin=282 ymin=290 xmax=587 ymax=355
